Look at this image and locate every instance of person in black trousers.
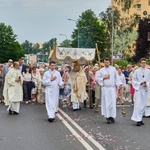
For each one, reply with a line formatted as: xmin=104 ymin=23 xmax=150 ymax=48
xmin=23 ymin=66 xmax=32 ymax=104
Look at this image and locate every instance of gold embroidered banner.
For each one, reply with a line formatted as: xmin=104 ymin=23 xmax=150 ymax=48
xmin=49 ymin=47 xmax=95 ymax=64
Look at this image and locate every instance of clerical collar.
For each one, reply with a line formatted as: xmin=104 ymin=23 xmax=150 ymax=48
xmin=49 ymin=69 xmax=55 ymax=75
xmin=49 ymin=69 xmax=55 ymax=72
xmin=140 ymin=67 xmax=146 ymax=70
xmin=104 ymin=66 xmax=110 ymax=68
xmin=140 ymin=67 xmax=146 ymax=78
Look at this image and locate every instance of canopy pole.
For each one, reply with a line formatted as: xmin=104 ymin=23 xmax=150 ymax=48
xmin=95 ymin=43 xmax=101 ymax=68
xmin=87 ymin=61 xmax=91 ymax=108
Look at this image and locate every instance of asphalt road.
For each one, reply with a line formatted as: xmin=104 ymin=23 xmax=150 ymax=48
xmin=0 ymin=102 xmax=150 ymax=150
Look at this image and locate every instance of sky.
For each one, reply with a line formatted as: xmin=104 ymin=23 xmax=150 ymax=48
xmin=0 ymin=0 xmax=110 ymax=44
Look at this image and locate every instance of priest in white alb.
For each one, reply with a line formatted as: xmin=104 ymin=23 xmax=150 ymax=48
xmin=3 ymin=62 xmax=23 ymax=115
xmin=96 ymin=57 xmax=122 ymax=124
xmin=43 ymin=61 xmax=63 ymax=123
xmin=131 ymin=58 xmax=150 ymax=126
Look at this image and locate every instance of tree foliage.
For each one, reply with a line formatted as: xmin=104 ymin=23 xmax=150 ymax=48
xmin=134 ymin=18 xmax=150 ymax=62
xmin=42 ymin=38 xmax=57 ymax=54
xmin=21 ymin=40 xmax=33 ymax=54
xmin=71 ymin=9 xmax=110 ymax=60
xmin=115 ymin=59 xmax=128 ymax=67
xmin=0 ymin=23 xmax=24 ymax=63
xmin=99 ymin=5 xmax=139 ymax=55
xmin=21 ymin=38 xmax=57 ymax=63
xmin=21 ymin=38 xmax=57 ymax=55
xmin=60 ymin=39 xmax=71 ymax=47
xmin=114 ymin=0 xmax=136 ymax=12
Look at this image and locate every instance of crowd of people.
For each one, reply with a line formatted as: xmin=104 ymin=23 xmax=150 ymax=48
xmin=0 ymin=57 xmax=150 ymax=126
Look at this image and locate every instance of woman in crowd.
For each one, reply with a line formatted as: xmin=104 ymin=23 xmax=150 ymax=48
xmin=123 ymin=65 xmax=132 ymax=102
xmin=31 ymin=66 xmax=41 ymax=102
xmin=0 ymin=64 xmax=4 ymax=103
xmin=23 ymin=66 xmax=32 ymax=104
xmin=37 ymin=66 xmax=45 ymax=104
xmin=117 ymin=68 xmax=126 ymax=105
xmin=91 ymin=66 xmax=99 ymax=107
xmin=63 ymin=66 xmax=72 ymax=107
xmin=59 ymin=65 xmax=66 ymax=101
xmin=128 ymin=66 xmax=139 ymax=106
xmin=84 ymin=66 xmax=93 ymax=108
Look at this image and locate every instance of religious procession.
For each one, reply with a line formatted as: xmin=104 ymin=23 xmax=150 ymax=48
xmin=0 ymin=46 xmax=150 ymax=128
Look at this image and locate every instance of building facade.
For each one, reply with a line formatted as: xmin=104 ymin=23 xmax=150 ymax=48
xmin=111 ymin=0 xmax=150 ymax=56
xmin=111 ymin=0 xmax=150 ymax=18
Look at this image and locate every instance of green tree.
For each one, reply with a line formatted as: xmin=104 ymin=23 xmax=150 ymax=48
xmin=99 ymin=6 xmax=139 ymax=56
xmin=114 ymin=0 xmax=136 ymax=12
xmin=99 ymin=7 xmax=120 ymax=50
xmin=60 ymin=39 xmax=71 ymax=47
xmin=71 ymin=9 xmax=110 ymax=59
xmin=32 ymin=43 xmax=40 ymax=54
xmin=0 ymin=23 xmax=24 ymax=63
xmin=21 ymin=40 xmax=33 ymax=54
xmin=42 ymin=38 xmax=57 ymax=54
xmin=134 ymin=17 xmax=150 ymax=62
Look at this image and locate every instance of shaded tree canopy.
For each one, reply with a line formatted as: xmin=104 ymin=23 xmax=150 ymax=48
xmin=42 ymin=38 xmax=57 ymax=53
xmin=134 ymin=18 xmax=150 ymax=62
xmin=71 ymin=9 xmax=110 ymax=60
xmin=99 ymin=5 xmax=139 ymax=55
xmin=0 ymin=23 xmax=24 ymax=63
xmin=114 ymin=0 xmax=136 ymax=12
xmin=21 ymin=40 xmax=33 ymax=54
xmin=21 ymin=38 xmax=57 ymax=55
xmin=60 ymin=39 xmax=71 ymax=47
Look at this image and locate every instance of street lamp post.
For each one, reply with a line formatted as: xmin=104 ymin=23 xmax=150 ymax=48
xmin=111 ymin=3 xmax=114 ymax=65
xmin=148 ymin=17 xmax=150 ymax=58
xmin=67 ymin=18 xmax=79 ymax=48
xmin=59 ymin=34 xmax=67 ymax=39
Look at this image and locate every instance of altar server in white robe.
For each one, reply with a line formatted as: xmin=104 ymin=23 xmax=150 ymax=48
xmin=3 ymin=62 xmax=23 ymax=115
xmin=144 ymin=90 xmax=150 ymax=117
xmin=96 ymin=57 xmax=122 ymax=124
xmin=43 ymin=61 xmax=63 ymax=123
xmin=131 ymin=58 xmax=150 ymax=126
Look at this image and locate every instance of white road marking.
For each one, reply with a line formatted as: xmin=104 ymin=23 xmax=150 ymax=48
xmin=56 ymin=113 xmax=94 ymax=150
xmin=99 ymin=105 xmax=131 ymax=108
xmin=58 ymin=108 xmax=105 ymax=150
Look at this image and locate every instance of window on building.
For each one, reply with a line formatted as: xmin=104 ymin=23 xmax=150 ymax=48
xmin=137 ymin=4 xmax=141 ymax=10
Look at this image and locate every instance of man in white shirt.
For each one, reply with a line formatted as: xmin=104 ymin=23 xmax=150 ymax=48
xmin=43 ymin=61 xmax=63 ymax=122
xmin=3 ymin=59 xmax=13 ymax=76
xmin=96 ymin=58 xmax=122 ymax=124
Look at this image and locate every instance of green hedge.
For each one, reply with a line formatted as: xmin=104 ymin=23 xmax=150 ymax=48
xmin=115 ymin=60 xmax=129 ymax=67
xmin=147 ymin=60 xmax=150 ymax=65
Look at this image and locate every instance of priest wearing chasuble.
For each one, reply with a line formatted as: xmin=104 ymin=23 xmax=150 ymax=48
xmin=3 ymin=62 xmax=23 ymax=115
xmin=131 ymin=58 xmax=150 ymax=126
xmin=68 ymin=62 xmax=88 ymax=111
xmin=96 ymin=58 xmax=122 ymax=124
